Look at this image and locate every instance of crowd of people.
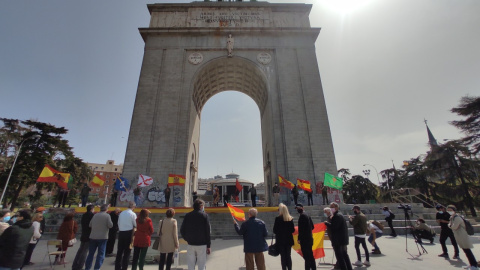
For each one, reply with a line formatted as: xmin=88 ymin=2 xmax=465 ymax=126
xmin=0 ymin=199 xmax=478 ymax=270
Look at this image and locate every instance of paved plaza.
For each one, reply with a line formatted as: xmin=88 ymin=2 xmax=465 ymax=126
xmin=25 ymin=233 xmax=480 ymax=270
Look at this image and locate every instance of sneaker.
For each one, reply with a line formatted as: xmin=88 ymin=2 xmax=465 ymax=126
xmin=353 ymin=261 xmax=363 ymax=266
xmin=371 ymin=250 xmax=381 ymax=255
xmin=438 ymin=253 xmax=449 ymax=258
xmin=363 ymin=261 xmax=371 ymax=266
xmin=453 ymin=254 xmax=460 ymax=260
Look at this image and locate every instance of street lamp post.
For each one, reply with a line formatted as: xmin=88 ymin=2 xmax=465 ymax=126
xmin=0 ymin=134 xmax=41 ymax=208
xmin=362 ymin=169 xmax=371 ymax=179
xmin=363 ymin=164 xmax=380 ymax=185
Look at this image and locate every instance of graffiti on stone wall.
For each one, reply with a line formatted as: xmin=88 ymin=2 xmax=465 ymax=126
xmin=147 ymin=187 xmax=166 ymax=203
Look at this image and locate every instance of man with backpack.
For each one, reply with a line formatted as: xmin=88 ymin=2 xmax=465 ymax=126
xmin=382 ymin=206 xmax=397 ymax=237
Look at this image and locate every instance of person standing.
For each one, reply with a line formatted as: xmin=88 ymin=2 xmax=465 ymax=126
xmin=115 ymin=201 xmax=137 ymax=270
xmin=382 ymin=206 xmax=397 ymax=237
xmin=234 ymin=208 xmax=268 ymax=270
xmin=223 ymin=192 xmax=229 ymax=207
xmin=436 ymin=204 xmax=460 ymax=259
xmin=249 ymin=185 xmax=257 ymax=207
xmin=307 ymin=190 xmax=313 ymax=206
xmin=325 ymin=202 xmax=352 ymax=270
xmin=106 ymin=208 xmax=121 ymax=256
xmin=158 ymin=208 xmax=179 ymax=270
xmin=295 ymin=204 xmax=316 ymax=270
xmin=272 ymin=183 xmax=280 ymax=206
xmin=23 ymin=213 xmax=43 ymax=266
xmin=34 ymin=207 xmax=46 ymax=234
xmin=57 ymin=187 xmax=69 ymax=208
xmin=348 ymin=205 xmax=370 ymax=267
xmin=322 ymin=185 xmax=329 ymax=205
xmin=447 ymin=205 xmax=478 ymax=269
xmin=0 ymin=210 xmax=34 ymax=270
xmin=80 ymin=183 xmax=92 ymax=207
xmin=84 ymin=204 xmax=113 ymax=270
xmin=72 ymin=205 xmax=95 ymax=270
xmin=164 ymin=186 xmax=171 ymax=208
xmin=56 ymin=212 xmax=78 ymax=265
xmin=292 ymin=185 xmax=299 ymax=206
xmin=273 ymin=203 xmax=295 ymax=270
xmin=132 ymin=209 xmax=153 ymax=270
xmin=180 ymin=199 xmax=211 ymax=270
xmin=110 ymin=189 xmax=118 ymax=207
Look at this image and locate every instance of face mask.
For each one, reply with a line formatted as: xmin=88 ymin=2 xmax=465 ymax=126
xmin=11 ymin=217 xmax=17 ymax=223
xmin=324 ymin=213 xmax=328 ymax=218
xmin=2 ymin=216 xmax=10 ymax=222
xmin=447 ymin=211 xmax=454 ymax=215
xmin=297 ymin=209 xmax=303 ymax=214
xmin=331 ymin=208 xmax=336 ymax=214
xmin=438 ymin=211 xmax=443 ymax=214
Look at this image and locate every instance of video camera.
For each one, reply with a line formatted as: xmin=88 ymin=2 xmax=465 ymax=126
xmin=398 ymin=204 xmax=412 ymax=211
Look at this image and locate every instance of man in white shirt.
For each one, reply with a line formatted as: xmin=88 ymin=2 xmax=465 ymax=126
xmin=115 ymin=201 xmax=137 ymax=270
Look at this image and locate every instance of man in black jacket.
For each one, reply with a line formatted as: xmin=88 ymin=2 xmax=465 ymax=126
xmin=180 ymin=199 xmax=211 ymax=270
xmin=325 ymin=202 xmax=352 ymax=270
xmin=0 ymin=209 xmax=34 ymax=270
xmin=295 ymin=204 xmax=316 ymax=270
xmin=106 ymin=208 xmax=121 ymax=256
xmin=72 ymin=205 xmax=95 ymax=270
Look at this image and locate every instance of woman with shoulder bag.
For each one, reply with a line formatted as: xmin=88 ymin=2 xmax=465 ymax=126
xmin=56 ymin=212 xmax=78 ymax=265
xmin=273 ymin=203 xmax=295 ymax=270
xmin=158 ymin=208 xmax=179 ymax=270
xmin=447 ymin=205 xmax=478 ymax=270
xmin=132 ymin=209 xmax=154 ymax=270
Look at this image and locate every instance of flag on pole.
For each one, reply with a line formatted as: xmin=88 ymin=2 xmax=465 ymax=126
xmin=235 ymin=178 xmax=242 ymax=202
xmin=137 ymin=174 xmax=153 ymax=187
xmin=324 ymin=173 xmax=343 ymax=190
xmin=292 ymin=223 xmax=326 ymax=259
xmin=115 ymin=176 xmax=130 ymax=191
xmin=227 ymin=203 xmax=246 ymax=221
xmin=36 ymin=165 xmax=69 ymax=189
xmin=278 ymin=174 xmax=294 ymax=189
xmin=91 ymin=173 xmax=105 ymax=187
xmin=168 ymin=174 xmax=186 ymax=186
xmin=296 ymin=178 xmax=312 ymax=192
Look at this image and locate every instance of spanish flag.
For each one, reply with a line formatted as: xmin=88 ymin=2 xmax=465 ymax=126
xmin=227 ymin=203 xmax=246 ymax=221
xmin=297 ymin=178 xmax=312 ymax=192
xmin=278 ymin=174 xmax=294 ymax=189
xmin=168 ymin=174 xmax=186 ymax=186
xmin=36 ymin=165 xmax=69 ymax=189
xmin=91 ymin=173 xmax=105 ymax=187
xmin=292 ymin=223 xmax=326 ymax=259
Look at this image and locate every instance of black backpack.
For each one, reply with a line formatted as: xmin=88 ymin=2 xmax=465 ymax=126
xmin=461 ymin=216 xmax=475 ymax=236
xmin=389 ymin=211 xmax=395 ymax=219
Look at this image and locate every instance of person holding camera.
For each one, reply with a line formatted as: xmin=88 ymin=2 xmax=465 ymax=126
xmin=412 ymin=218 xmax=436 ymax=244
xmin=349 ymin=205 xmax=370 ymax=267
xmin=382 ymin=206 xmax=397 ymax=237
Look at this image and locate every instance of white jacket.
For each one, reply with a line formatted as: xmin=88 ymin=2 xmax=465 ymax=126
xmin=30 ymin=221 xmax=42 ymax=244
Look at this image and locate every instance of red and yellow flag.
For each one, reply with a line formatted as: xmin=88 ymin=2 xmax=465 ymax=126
xmin=297 ymin=178 xmax=312 ymax=192
xmin=278 ymin=174 xmax=294 ymax=190
xmin=292 ymin=223 xmax=326 ymax=259
xmin=227 ymin=203 xmax=246 ymax=221
xmin=168 ymin=174 xmax=186 ymax=186
xmin=91 ymin=173 xmax=105 ymax=187
xmin=36 ymin=165 xmax=69 ymax=189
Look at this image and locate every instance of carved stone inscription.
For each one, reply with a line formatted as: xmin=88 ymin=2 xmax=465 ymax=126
xmin=188 ymin=8 xmax=271 ymax=27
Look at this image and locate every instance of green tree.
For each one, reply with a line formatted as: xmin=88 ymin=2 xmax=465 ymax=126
xmin=342 ymin=174 xmax=379 ymax=204
xmin=450 ymin=96 xmax=480 ymax=154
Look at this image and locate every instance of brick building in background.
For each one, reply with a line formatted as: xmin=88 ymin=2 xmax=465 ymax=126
xmin=87 ymin=160 xmax=123 ymax=200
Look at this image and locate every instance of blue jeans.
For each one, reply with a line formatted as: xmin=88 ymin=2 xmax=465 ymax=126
xmin=368 ymin=232 xmax=383 ymax=251
xmin=85 ymin=239 xmax=107 ymax=270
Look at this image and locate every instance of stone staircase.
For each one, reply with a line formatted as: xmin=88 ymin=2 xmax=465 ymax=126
xmin=41 ymin=203 xmax=480 ymax=239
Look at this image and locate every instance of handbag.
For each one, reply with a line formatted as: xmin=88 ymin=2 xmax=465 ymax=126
xmin=68 ymin=222 xmax=77 ymax=247
xmin=268 ymin=234 xmax=279 ymax=257
xmin=152 ymin=219 xmax=164 ymax=251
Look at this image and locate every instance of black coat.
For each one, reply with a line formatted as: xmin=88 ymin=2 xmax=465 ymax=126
xmin=273 ymin=216 xmax=295 ymax=247
xmin=80 ymin=211 xmax=94 ymax=242
xmin=0 ymin=219 xmax=34 ymax=268
xmin=325 ymin=211 xmax=349 ymax=246
xmin=180 ymin=210 xmax=211 ymax=248
xmin=297 ymin=212 xmax=314 ymax=246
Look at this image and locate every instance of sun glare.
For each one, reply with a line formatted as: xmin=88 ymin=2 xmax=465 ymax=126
xmin=321 ymin=0 xmax=372 ymax=14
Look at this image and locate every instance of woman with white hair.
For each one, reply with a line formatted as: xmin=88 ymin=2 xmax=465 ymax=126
xmin=273 ymin=203 xmax=295 ymax=270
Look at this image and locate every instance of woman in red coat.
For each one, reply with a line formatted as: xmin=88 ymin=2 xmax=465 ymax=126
xmin=56 ymin=212 xmax=78 ymax=264
xmin=132 ymin=209 xmax=154 ymax=270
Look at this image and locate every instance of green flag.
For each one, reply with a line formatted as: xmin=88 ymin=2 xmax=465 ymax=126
xmin=324 ymin=172 xmax=343 ymax=190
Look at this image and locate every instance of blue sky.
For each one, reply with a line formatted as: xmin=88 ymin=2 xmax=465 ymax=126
xmin=1 ymin=0 xmax=479 ymax=184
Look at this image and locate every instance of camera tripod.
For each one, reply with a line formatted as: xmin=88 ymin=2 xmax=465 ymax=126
xmin=402 ymin=208 xmax=427 ymax=258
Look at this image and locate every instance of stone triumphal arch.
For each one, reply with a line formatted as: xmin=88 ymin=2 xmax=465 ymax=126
xmin=122 ymin=1 xmax=338 ymax=207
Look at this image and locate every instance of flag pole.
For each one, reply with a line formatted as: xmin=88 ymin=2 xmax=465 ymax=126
xmin=104 ymin=185 xmax=109 ymax=204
